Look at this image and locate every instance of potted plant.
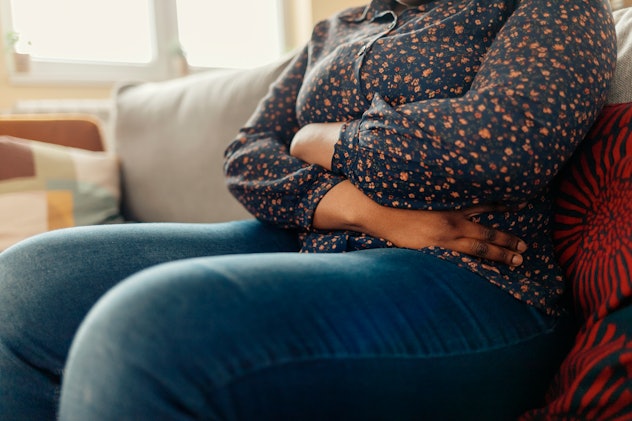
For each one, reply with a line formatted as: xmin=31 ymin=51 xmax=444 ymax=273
xmin=4 ymin=31 xmax=31 ymax=73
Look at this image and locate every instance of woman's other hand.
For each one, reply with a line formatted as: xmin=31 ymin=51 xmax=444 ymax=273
xmin=314 ymin=181 xmax=527 ymax=267
xmin=289 ymin=122 xmax=345 ymax=170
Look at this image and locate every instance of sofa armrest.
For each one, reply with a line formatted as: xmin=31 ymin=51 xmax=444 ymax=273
xmin=0 ymin=114 xmax=105 ymax=151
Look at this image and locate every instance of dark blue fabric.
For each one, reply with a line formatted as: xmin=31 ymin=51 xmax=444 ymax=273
xmin=0 ymin=221 xmax=572 ymax=420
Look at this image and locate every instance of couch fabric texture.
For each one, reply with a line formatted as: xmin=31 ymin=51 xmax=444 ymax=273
xmin=113 ymin=54 xmax=293 ymax=223
xmin=608 ymin=7 xmax=632 ymax=104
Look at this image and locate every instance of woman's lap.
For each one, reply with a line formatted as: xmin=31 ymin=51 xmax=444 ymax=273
xmin=0 ymin=220 xmax=298 ymax=420
xmin=0 ymin=221 xmax=572 ymax=420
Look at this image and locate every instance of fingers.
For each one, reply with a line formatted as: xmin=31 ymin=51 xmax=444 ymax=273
xmin=470 ymin=239 xmax=523 ymax=266
xmin=477 ymin=225 xmax=527 ymax=253
xmin=454 ymin=223 xmax=527 ymax=266
xmin=452 ymin=237 xmax=524 ymax=266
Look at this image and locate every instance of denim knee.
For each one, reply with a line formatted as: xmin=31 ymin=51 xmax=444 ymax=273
xmin=0 ymin=229 xmax=122 ymax=358
xmin=58 ymin=259 xmax=240 ymax=420
xmin=0 ymin=230 xmax=76 ymax=353
xmin=0 ymin=230 xmax=96 ymax=421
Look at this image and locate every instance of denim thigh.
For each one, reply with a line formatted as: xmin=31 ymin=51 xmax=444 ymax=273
xmin=0 ymin=220 xmax=299 ymax=421
xmin=57 ymin=248 xmax=573 ymax=421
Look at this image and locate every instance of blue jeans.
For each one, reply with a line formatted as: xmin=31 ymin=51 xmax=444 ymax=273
xmin=0 ymin=220 xmax=572 ymax=420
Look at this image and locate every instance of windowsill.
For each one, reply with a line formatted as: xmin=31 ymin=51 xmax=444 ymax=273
xmin=5 ymin=59 xmax=284 ymax=87
xmin=4 ymin=56 xmax=177 ymax=86
xmin=7 ymin=72 xmax=119 ymax=87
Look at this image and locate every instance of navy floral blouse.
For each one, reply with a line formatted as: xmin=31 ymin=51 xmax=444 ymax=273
xmin=224 ymin=0 xmax=616 ymax=315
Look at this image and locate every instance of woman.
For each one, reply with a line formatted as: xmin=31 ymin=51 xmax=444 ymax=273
xmin=0 ymin=0 xmax=616 ymax=419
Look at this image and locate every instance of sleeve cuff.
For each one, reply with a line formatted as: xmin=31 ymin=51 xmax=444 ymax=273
xmin=331 ymin=119 xmax=361 ymax=177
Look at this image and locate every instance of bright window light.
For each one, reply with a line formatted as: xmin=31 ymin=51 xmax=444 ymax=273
xmin=176 ymin=0 xmax=283 ymax=69
xmin=9 ymin=0 xmax=154 ymax=64
xmin=2 ymin=0 xmax=286 ymax=83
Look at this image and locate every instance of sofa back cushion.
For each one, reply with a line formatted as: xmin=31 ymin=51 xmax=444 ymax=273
xmin=114 ymin=54 xmax=293 ymax=222
xmin=607 ymin=7 xmax=632 ymax=104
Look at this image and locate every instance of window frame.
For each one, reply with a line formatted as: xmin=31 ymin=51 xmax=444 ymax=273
xmin=1 ymin=0 xmax=289 ymax=85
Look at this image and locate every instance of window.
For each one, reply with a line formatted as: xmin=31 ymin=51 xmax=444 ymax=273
xmin=176 ymin=0 xmax=283 ymax=69
xmin=1 ymin=0 xmax=286 ymax=84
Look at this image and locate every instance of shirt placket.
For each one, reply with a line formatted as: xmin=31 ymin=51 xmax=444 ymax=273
xmin=353 ymin=10 xmax=399 ymax=99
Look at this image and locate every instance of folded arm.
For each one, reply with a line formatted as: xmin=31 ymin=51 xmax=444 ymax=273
xmin=224 ymin=46 xmax=347 ymax=229
xmin=330 ymin=0 xmax=616 ymax=210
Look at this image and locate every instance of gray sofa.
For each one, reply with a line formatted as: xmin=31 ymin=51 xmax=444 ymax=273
xmin=112 ymin=54 xmax=293 ymax=224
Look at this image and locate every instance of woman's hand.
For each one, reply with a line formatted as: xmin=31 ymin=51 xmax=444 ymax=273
xmin=369 ymin=202 xmax=527 ymax=266
xmin=289 ymin=122 xmax=345 ymax=170
xmin=314 ymin=181 xmax=527 ymax=266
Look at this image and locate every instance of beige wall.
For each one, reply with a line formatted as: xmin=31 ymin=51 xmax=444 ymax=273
xmin=284 ymin=0 xmax=366 ymax=48
xmin=311 ymin=0 xmax=366 ymax=23
xmin=0 ymin=0 xmax=367 ymax=110
xmin=612 ymin=0 xmax=632 ymax=8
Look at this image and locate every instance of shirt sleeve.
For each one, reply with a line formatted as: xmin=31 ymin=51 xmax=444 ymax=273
xmin=224 ymin=46 xmax=345 ymax=229
xmin=331 ymin=0 xmax=617 ymax=211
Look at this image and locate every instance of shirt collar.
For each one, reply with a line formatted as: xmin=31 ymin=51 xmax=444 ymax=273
xmin=339 ymin=0 xmax=397 ymax=23
xmin=339 ymin=1 xmax=435 ymax=23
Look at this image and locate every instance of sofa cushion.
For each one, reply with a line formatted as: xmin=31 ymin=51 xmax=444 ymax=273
xmin=607 ymin=7 xmax=632 ymax=104
xmin=0 ymin=136 xmax=123 ymax=251
xmin=114 ymin=54 xmax=293 ymax=223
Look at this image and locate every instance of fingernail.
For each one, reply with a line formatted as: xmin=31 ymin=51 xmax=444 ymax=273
xmin=517 ymin=241 xmax=527 ymax=252
xmin=512 ymin=254 xmax=523 ymax=266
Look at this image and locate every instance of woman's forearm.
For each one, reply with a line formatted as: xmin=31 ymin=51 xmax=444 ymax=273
xmin=225 ymin=49 xmax=348 ymax=229
xmin=312 ymin=180 xmax=382 ymax=233
xmin=313 ymin=180 xmax=527 ymax=266
xmin=289 ymin=122 xmax=345 ymax=171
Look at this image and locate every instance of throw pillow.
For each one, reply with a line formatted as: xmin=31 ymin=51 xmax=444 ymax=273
xmin=0 ymin=136 xmax=123 ymax=251
xmin=520 ymin=103 xmax=632 ymax=420
xmin=552 ymin=102 xmax=632 ymax=323
xmin=522 ymin=306 xmax=632 ymax=420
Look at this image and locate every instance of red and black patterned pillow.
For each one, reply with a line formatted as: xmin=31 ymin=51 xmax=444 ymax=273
xmin=520 ymin=102 xmax=632 ymax=420
xmin=553 ymin=102 xmax=632 ymax=325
